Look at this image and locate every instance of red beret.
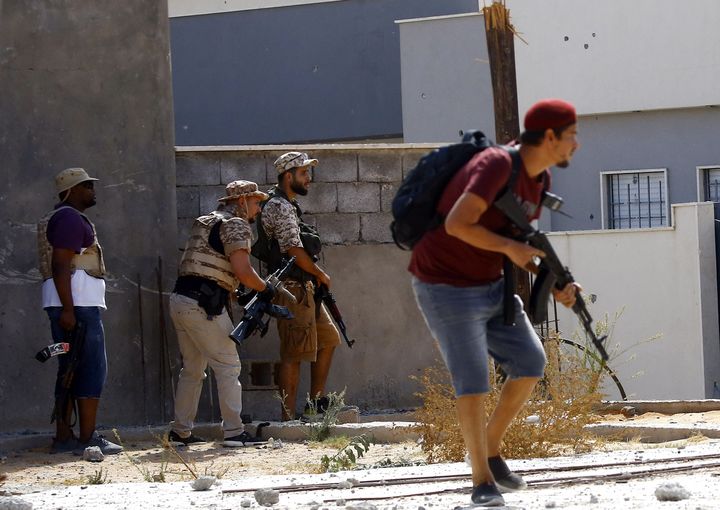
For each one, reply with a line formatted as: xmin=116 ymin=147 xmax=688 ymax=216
xmin=524 ymin=99 xmax=577 ymax=131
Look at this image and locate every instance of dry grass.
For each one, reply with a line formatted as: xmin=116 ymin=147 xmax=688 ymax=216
xmin=413 ymin=332 xmax=606 ymax=462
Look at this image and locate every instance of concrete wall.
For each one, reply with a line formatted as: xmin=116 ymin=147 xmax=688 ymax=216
xmin=176 ymin=145 xmax=442 ymax=418
xmin=169 ymin=0 xmax=345 ymax=17
xmin=398 ymin=13 xmax=496 ymax=144
xmin=177 ymin=148 xmax=720 ymax=417
xmin=550 ymin=203 xmax=720 ymax=400
xmin=169 ymin=0 xmax=478 ymax=145
xmin=507 ymin=0 xmax=720 ymax=115
xmin=175 ymin=144 xmax=437 ymax=249
xmin=0 ymin=2 xmax=178 ymax=433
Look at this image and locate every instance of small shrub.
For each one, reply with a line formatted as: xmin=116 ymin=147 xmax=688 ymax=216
xmin=87 ymin=468 xmax=107 ymax=485
xmin=319 ymin=435 xmax=371 ymax=473
xmin=413 ymin=332 xmax=606 ymax=462
xmin=305 ymin=390 xmax=347 ymax=442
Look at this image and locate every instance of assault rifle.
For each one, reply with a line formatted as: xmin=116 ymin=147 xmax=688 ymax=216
xmin=494 ymin=191 xmax=609 ymax=362
xmin=314 ymin=284 xmax=355 ymax=348
xmin=229 ymin=257 xmax=296 ymax=345
xmin=51 ymin=320 xmax=87 ymax=424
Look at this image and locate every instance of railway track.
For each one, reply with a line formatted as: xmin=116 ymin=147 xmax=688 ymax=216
xmin=222 ymin=451 xmax=720 ymax=502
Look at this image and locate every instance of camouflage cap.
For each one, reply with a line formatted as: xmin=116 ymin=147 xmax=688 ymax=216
xmin=218 ymin=180 xmax=269 ymax=202
xmin=273 ymin=152 xmax=319 ymax=173
xmin=55 ymin=167 xmax=99 ymax=194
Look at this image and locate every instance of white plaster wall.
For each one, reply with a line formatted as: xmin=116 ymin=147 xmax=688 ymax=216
xmin=168 ymin=0 xmax=342 ymax=17
xmin=549 ymin=203 xmax=720 ymax=400
xmin=507 ymin=0 xmax=720 ymax=115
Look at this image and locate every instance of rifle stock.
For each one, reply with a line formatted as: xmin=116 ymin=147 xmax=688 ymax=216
xmin=51 ymin=320 xmax=87 ymax=424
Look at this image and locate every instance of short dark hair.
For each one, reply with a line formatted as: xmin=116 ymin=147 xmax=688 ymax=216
xmin=519 ymin=124 xmax=573 ymax=146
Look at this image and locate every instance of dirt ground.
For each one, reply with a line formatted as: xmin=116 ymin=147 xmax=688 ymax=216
xmin=0 ymin=436 xmax=426 ymax=493
xmin=3 ymin=411 xmax=720 ymax=494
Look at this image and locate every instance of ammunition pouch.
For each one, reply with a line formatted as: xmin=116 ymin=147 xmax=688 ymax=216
xmin=174 ymin=275 xmax=229 ymax=317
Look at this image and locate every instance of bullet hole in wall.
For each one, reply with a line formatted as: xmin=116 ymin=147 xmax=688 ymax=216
xmin=584 ymin=43 xmax=589 ymax=49
xmin=564 ymin=36 xmax=569 ymax=41
xmin=592 ymin=32 xmax=596 ymax=37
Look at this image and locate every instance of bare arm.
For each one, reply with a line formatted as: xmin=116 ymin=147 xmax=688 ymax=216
xmin=229 ymin=249 xmax=267 ymax=292
xmin=287 ymin=246 xmax=331 ymax=287
xmin=51 ymin=248 xmax=77 ymax=331
xmin=444 ymin=192 xmax=545 ymax=270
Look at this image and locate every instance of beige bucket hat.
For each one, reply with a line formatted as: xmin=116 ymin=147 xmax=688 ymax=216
xmin=218 ymin=180 xmax=269 ymax=202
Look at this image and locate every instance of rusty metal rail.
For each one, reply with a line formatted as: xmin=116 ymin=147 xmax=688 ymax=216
xmin=222 ymin=451 xmax=720 ymax=500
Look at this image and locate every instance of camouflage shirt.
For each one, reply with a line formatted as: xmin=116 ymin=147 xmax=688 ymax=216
xmin=219 ymin=214 xmax=253 ymax=254
xmin=261 ymin=197 xmax=303 ymax=253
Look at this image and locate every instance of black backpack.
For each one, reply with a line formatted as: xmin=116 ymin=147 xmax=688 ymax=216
xmin=390 ymin=130 xmax=519 ymax=250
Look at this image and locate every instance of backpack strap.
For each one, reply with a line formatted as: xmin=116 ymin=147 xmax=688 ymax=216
xmin=504 ymin=145 xmax=523 ymax=191
xmin=500 ymin=145 xmax=523 ymax=327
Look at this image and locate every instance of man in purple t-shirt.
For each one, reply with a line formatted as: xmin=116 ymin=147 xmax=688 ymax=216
xmin=410 ymin=100 xmax=582 ymax=507
xmin=38 ymin=167 xmax=121 ymax=455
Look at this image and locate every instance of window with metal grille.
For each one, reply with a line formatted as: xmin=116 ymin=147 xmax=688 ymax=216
xmin=701 ymin=167 xmax=720 ymax=202
xmin=604 ymin=170 xmax=668 ymax=229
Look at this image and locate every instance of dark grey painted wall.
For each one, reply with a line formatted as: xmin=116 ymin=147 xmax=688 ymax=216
xmin=170 ymin=0 xmax=477 ymax=145
xmin=548 ymin=107 xmax=720 ymax=232
xmin=0 ymin=2 xmax=178 ymax=433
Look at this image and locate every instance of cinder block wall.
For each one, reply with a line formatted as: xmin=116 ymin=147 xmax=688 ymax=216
xmin=175 ymin=145 xmax=438 ymax=248
xmin=175 ymin=144 xmax=442 ymax=420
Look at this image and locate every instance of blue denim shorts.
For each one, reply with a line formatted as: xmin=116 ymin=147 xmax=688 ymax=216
xmin=412 ymin=277 xmax=546 ymax=396
xmin=46 ymin=306 xmax=108 ymax=399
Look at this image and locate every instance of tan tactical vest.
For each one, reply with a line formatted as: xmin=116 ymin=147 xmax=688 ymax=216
xmin=178 ymin=211 xmax=239 ymax=292
xmin=37 ymin=206 xmax=106 ymax=280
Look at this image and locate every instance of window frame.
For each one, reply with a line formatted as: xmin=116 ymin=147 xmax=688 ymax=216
xmin=696 ymin=165 xmax=720 ymax=202
xmin=599 ymin=168 xmax=669 ymax=230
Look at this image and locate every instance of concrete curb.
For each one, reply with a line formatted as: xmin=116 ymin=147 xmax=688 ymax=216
xmin=598 ymin=400 xmax=720 ymax=415
xmin=0 ymin=420 xmax=421 ymax=453
xmin=586 ymin=422 xmax=720 ymax=443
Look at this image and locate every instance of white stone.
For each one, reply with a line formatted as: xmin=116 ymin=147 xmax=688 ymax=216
xmin=254 ymin=488 xmax=280 ymax=507
xmin=240 ymin=499 xmax=252 ymax=508
xmin=82 ymin=446 xmax=104 ymax=462
xmin=655 ymin=482 xmax=691 ymax=501
xmin=0 ymin=497 xmax=33 ymax=510
xmin=191 ymin=476 xmax=216 ymax=491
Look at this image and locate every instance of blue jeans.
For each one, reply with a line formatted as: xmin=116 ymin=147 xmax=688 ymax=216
xmin=412 ymin=278 xmax=546 ymax=396
xmin=46 ymin=306 xmax=107 ymax=399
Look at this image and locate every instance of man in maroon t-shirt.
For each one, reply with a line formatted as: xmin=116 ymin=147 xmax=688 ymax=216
xmin=410 ymin=99 xmax=582 ymax=507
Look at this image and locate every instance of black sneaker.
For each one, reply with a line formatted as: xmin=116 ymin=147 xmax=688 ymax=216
xmin=73 ymin=431 xmax=123 ymax=456
xmin=489 ymin=455 xmax=527 ymax=492
xmin=303 ymin=396 xmax=330 ymax=415
xmin=471 ymin=482 xmax=505 ymax=506
xmin=168 ymin=430 xmax=206 ymax=447
xmin=222 ymin=430 xmax=267 ymax=447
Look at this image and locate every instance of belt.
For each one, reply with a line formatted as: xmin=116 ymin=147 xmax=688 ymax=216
xmin=175 ymin=288 xmax=204 ymax=302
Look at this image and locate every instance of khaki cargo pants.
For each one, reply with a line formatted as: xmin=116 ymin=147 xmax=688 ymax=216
xmin=275 ymin=280 xmax=340 ymax=362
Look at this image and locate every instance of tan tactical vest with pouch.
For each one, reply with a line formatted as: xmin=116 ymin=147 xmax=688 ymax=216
xmin=178 ymin=211 xmax=241 ymax=292
xmin=37 ymin=206 xmax=106 ymax=280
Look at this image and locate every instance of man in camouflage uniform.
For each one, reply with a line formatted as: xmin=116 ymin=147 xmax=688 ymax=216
xmin=169 ymin=180 xmax=273 ymax=447
xmin=256 ymin=152 xmax=340 ymax=421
